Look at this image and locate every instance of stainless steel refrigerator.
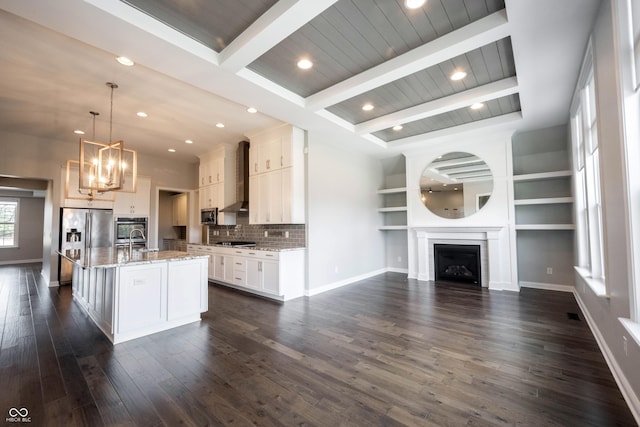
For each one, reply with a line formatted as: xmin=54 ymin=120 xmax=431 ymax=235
xmin=58 ymin=208 xmax=114 ymax=284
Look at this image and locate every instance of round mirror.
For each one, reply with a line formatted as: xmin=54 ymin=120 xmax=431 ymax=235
xmin=420 ymin=152 xmax=493 ymax=219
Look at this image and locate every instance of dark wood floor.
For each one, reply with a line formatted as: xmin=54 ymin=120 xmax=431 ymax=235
xmin=0 ymin=264 xmax=636 ymax=426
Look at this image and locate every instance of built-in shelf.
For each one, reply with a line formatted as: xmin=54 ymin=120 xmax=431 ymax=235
xmin=377 ymin=187 xmax=407 ymax=194
xmin=377 ymin=206 xmax=408 ymax=212
xmin=378 ymin=187 xmax=407 ymax=230
xmin=379 ymin=225 xmax=408 ymax=230
xmin=515 ymin=224 xmax=575 ymax=230
xmin=513 ymin=170 xmax=572 ymax=182
xmin=514 ymin=197 xmax=574 ymax=206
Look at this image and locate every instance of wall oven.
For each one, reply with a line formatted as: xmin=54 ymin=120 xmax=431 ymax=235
xmin=114 ymin=217 xmax=148 ymax=248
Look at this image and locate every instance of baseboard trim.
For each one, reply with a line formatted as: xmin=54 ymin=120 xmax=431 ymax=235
xmin=386 ymin=267 xmax=409 ymax=274
xmin=573 ymin=291 xmax=640 ymax=424
xmin=0 ymin=258 xmax=43 ymax=266
xmin=306 ymin=268 xmax=390 ymax=297
xmin=520 ymin=281 xmax=574 ymax=293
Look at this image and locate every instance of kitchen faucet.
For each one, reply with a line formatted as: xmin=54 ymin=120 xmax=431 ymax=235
xmin=129 ymin=228 xmax=146 ymax=253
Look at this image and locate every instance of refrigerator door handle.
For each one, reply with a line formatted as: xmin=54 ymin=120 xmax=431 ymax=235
xmin=85 ymin=213 xmax=91 ymax=250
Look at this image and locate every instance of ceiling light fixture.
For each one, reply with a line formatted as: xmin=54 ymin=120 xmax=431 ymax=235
xmin=470 ymin=102 xmax=484 ymax=110
xmin=392 ymin=125 xmax=403 ymax=131
xmin=66 ymin=82 xmax=137 ymax=199
xmin=450 ymin=70 xmax=467 ymax=81
xmin=297 ymin=58 xmax=313 ymax=69
xmin=168 ymin=148 xmax=176 ymax=153
xmin=405 ymin=0 xmax=426 ymax=9
xmin=116 ymin=56 xmax=134 ymax=66
xmin=136 ymin=111 xmax=148 ymax=118
xmin=247 ymin=107 xmax=258 ymax=114
xmin=216 ymin=123 xmax=225 ymax=128
xmin=73 ymin=129 xmax=85 ymax=135
xmin=185 ymin=139 xmax=193 ymax=144
xmin=362 ymin=103 xmax=374 ymax=111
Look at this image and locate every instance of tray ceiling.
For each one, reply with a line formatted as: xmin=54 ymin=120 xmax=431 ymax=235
xmin=0 ymin=0 xmax=601 ymax=158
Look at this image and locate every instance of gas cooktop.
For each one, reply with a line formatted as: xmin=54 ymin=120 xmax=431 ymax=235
xmin=217 ymin=241 xmax=257 ymax=247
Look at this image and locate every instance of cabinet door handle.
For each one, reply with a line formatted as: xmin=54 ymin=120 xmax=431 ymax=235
xmin=208 ymin=176 xmax=212 ymax=183
xmin=266 ymin=159 xmax=270 ymax=170
xmin=255 ymin=163 xmax=258 ymax=172
xmin=281 ymin=155 xmax=283 ymax=167
xmin=217 ymin=173 xmax=219 ymax=182
xmin=258 ymin=261 xmax=262 ymax=272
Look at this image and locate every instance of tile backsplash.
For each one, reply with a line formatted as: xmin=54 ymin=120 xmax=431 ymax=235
xmin=207 ymin=223 xmax=306 ymax=248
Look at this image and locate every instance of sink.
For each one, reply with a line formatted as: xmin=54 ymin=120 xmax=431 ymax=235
xmin=136 ymin=248 xmax=159 ymax=253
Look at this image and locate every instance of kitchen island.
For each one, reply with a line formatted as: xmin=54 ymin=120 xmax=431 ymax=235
xmin=59 ymin=247 xmax=209 ymax=344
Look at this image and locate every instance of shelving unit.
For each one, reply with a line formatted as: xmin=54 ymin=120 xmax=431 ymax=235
xmin=511 ymin=125 xmax=575 ymax=288
xmin=377 ymin=187 xmax=407 ymax=230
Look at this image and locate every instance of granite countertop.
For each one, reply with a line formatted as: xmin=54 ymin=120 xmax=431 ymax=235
xmin=58 ymin=247 xmax=208 ymax=269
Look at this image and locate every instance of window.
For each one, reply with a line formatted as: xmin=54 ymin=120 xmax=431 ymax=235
xmin=571 ymin=47 xmax=606 ymax=293
xmin=0 ymin=198 xmax=19 ymax=248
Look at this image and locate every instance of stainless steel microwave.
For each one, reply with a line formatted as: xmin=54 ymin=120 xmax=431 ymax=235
xmin=200 ymin=208 xmax=218 ymax=225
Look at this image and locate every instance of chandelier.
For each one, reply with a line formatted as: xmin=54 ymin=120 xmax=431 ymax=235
xmin=68 ymin=82 xmax=137 ymax=199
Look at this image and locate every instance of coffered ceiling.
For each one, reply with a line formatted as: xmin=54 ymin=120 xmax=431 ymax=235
xmin=0 ymin=0 xmax=600 ymax=162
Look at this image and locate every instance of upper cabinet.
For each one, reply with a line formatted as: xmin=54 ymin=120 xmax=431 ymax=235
xmin=172 ymin=193 xmax=188 ymax=226
xmin=113 ymin=176 xmax=151 ymax=217
xmin=248 ymin=124 xmax=305 ymax=225
xmin=198 ymin=145 xmax=236 ymax=225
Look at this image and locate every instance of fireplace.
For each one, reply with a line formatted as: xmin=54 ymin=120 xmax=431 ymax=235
xmin=434 ymin=244 xmax=481 ymax=285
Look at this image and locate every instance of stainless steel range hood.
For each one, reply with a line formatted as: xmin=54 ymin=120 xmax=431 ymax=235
xmin=220 ymin=141 xmax=250 ymax=213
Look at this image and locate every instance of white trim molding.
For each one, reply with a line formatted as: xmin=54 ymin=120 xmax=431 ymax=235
xmin=519 ymin=281 xmax=574 ymax=293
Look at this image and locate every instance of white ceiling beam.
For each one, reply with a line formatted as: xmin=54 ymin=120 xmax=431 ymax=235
xmin=84 ymin=0 xmax=219 ymax=65
xmin=305 ymin=9 xmax=510 ymax=112
xmin=219 ymin=0 xmax=339 ymax=73
xmin=354 ymin=77 xmax=519 ymax=135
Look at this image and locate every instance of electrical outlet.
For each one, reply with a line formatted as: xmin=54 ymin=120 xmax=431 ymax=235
xmin=546 ymin=267 xmax=553 ymax=275
xmin=623 ymin=336 xmax=628 ymax=356
xmin=397 ymin=256 xmax=402 ymax=263
xmin=226 ymin=230 xmax=229 ymax=236
xmin=285 ymin=231 xmax=289 ymax=238
xmin=264 ymin=231 xmax=268 ymax=237
xmin=334 ymin=265 xmax=339 ymax=273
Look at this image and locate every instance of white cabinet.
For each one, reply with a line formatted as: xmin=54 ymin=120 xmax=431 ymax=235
xmin=114 ymin=176 xmax=151 ymax=216
xmin=167 ymin=258 xmax=208 ymax=320
xmin=172 ymin=193 xmax=188 ymax=226
xmin=116 ymin=263 xmax=167 ymax=334
xmin=247 ymin=124 xmax=305 ymax=225
xmin=198 ymin=145 xmax=236 ymax=225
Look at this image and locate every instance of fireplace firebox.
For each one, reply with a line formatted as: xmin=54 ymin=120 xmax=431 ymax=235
xmin=434 ymin=244 xmax=481 ymax=285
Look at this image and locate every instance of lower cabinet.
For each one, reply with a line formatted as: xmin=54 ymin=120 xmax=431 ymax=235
xmin=187 ymin=244 xmax=305 ymax=301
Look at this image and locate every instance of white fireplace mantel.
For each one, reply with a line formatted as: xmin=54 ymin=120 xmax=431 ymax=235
xmin=412 ymin=226 xmax=517 ymax=291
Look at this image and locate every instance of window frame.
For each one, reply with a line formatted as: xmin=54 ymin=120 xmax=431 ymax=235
xmin=0 ymin=197 xmax=19 ymax=249
xmin=570 ymin=41 xmax=607 ymax=295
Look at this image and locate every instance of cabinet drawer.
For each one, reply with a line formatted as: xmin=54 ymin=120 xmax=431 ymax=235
xmin=233 ymin=257 xmax=246 ymax=271
xmin=232 ymin=270 xmax=246 ymax=286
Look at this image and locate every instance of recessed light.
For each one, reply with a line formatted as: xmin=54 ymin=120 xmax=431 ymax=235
xmin=216 ymin=123 xmax=225 ymax=128
xmin=443 ymin=183 xmax=448 ymax=187
xmin=136 ymin=111 xmax=148 ymax=117
xmin=116 ymin=56 xmax=134 ymax=66
xmin=362 ymin=103 xmax=374 ymax=111
xmin=73 ymin=129 xmax=85 ymax=135
xmin=168 ymin=148 xmax=176 ymax=153
xmin=454 ymin=187 xmax=459 ymax=191
xmin=470 ymin=103 xmax=484 ymax=110
xmin=405 ymin=0 xmax=426 ymax=9
xmin=450 ymin=70 xmax=467 ymax=81
xmin=392 ymin=125 xmax=403 ymax=131
xmin=185 ymin=139 xmax=193 ymax=144
xmin=297 ymin=58 xmax=313 ymax=69
xmin=247 ymin=107 xmax=258 ymax=114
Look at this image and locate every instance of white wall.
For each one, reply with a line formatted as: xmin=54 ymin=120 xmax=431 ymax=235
xmin=572 ymin=0 xmax=640 ymax=417
xmin=0 ymin=131 xmax=198 ymax=284
xmin=403 ymin=132 xmax=516 ymax=289
xmin=306 ymin=132 xmax=386 ymax=294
